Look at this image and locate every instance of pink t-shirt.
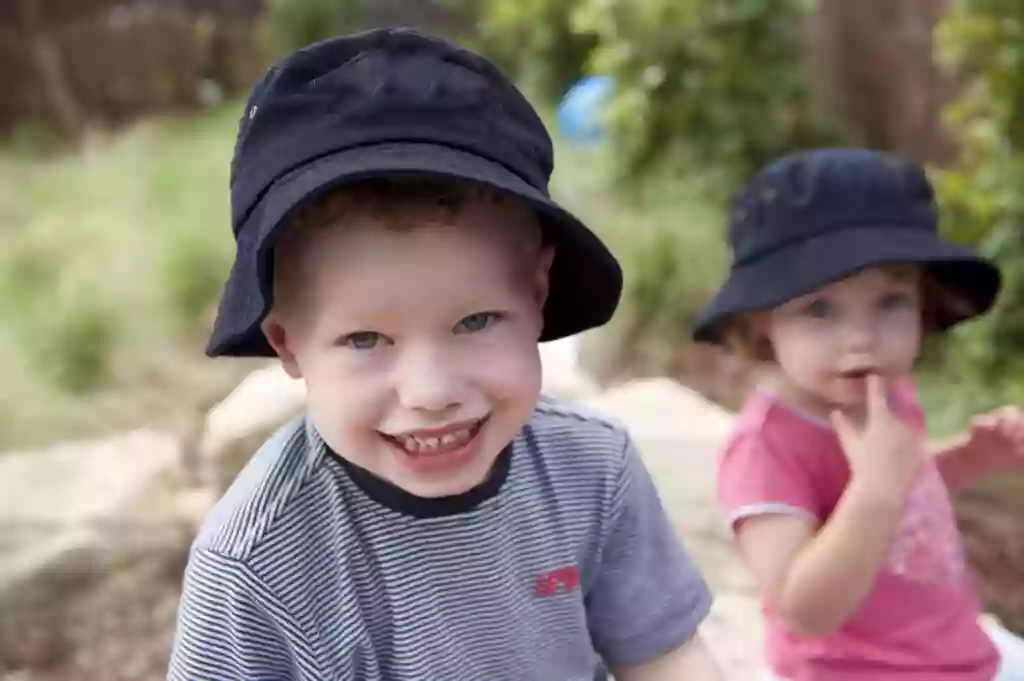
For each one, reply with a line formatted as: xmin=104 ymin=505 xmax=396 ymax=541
xmin=717 ymin=381 xmax=999 ymax=681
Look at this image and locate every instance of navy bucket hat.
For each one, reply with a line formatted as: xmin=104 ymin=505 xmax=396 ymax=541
xmin=206 ymin=27 xmax=622 ymax=358
xmin=693 ymin=148 xmax=1001 ymax=344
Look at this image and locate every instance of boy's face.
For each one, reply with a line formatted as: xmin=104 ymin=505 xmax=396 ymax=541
xmin=263 ymin=198 xmax=552 ymax=498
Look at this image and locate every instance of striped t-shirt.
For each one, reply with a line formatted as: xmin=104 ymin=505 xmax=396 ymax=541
xmin=168 ymin=394 xmax=712 ymax=680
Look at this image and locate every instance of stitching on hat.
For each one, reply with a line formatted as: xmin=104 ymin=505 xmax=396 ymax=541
xmin=732 ymin=217 xmax=936 ymax=267
xmin=781 ymin=155 xmax=815 ymax=206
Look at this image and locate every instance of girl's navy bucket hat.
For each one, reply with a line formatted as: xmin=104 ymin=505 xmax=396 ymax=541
xmin=692 ymin=148 xmax=1002 ymax=344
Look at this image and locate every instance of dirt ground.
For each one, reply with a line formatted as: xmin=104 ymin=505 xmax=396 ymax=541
xmin=0 ymin=531 xmax=189 ymax=680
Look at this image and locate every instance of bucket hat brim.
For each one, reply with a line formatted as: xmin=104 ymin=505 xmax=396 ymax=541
xmin=693 ymin=223 xmax=1001 ymax=344
xmin=207 ymin=141 xmax=623 ymax=357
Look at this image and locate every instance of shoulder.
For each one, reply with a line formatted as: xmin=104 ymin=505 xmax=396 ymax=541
xmin=191 ymin=414 xmax=323 ymax=561
xmin=723 ymin=389 xmax=833 ymax=458
xmin=718 ymin=390 xmax=849 ymax=524
xmin=506 ymin=395 xmax=636 ymax=523
xmin=526 ymin=393 xmax=631 ymax=465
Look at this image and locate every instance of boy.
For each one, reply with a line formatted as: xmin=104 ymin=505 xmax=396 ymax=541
xmin=168 ymin=27 xmax=723 ymax=680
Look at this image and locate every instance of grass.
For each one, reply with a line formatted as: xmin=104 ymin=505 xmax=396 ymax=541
xmin=0 ymin=104 xmax=256 ymax=450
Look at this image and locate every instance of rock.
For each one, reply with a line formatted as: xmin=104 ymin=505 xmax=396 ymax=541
xmin=587 ymin=377 xmax=735 ymax=443
xmin=701 ymin=593 xmax=765 ymax=681
xmin=196 ymin=363 xmax=306 ymax=490
xmin=0 ymin=429 xmax=180 ymax=592
xmin=172 ymin=487 xmax=220 ymax=531
xmin=540 ymin=335 xmax=601 ymax=400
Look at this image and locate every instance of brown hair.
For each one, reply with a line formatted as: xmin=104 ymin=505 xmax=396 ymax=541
xmin=270 ymin=177 xmax=542 ymax=314
xmin=286 ymin=178 xmax=523 ymax=235
xmin=722 ymin=313 xmax=775 ymax=363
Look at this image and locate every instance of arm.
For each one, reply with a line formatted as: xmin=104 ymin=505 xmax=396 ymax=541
xmin=736 ymin=480 xmax=906 ymax=638
xmin=168 ymin=549 xmax=303 ymax=681
xmin=729 ymin=375 xmax=924 ymax=638
xmin=613 ymin=635 xmax=724 ymax=681
xmin=930 ymin=405 xmax=1024 ymax=490
xmin=586 ymin=437 xmax=723 ymax=679
xmin=930 ymin=432 xmax=975 ymax=491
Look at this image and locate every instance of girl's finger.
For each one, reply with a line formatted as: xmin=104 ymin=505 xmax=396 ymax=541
xmin=831 ymin=409 xmax=856 ymax=448
xmin=865 ymin=373 xmax=889 ymax=423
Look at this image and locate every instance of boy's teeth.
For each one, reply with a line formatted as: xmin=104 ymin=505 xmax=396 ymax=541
xmin=399 ymin=427 xmax=475 ymax=454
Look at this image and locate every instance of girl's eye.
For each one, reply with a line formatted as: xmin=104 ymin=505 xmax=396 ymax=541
xmin=455 ymin=312 xmax=501 ymax=334
xmin=879 ymin=292 xmax=912 ymax=310
xmin=340 ymin=331 xmax=391 ymax=350
xmin=802 ymin=299 xmax=833 ymax=319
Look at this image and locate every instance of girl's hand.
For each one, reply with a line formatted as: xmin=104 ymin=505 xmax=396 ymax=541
xmin=831 ymin=374 xmax=926 ymax=501
xmin=962 ymin=406 xmax=1024 ymax=476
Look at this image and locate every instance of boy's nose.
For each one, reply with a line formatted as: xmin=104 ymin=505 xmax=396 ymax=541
xmin=394 ymin=346 xmax=464 ymax=413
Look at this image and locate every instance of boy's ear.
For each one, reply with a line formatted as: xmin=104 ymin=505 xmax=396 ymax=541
xmin=261 ymin=314 xmax=303 ymax=379
xmin=534 ymin=244 xmax=555 ymax=309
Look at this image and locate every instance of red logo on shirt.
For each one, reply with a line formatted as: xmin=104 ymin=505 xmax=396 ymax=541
xmin=535 ymin=565 xmax=580 ymax=596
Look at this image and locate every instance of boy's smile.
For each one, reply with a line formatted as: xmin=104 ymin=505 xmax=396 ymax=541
xmin=262 ymin=192 xmax=552 ymax=498
xmin=380 ymin=415 xmax=490 ymax=474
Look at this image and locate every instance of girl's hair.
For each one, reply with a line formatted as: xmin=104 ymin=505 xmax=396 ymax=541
xmin=723 ymin=315 xmax=775 ymax=363
xmin=721 ymin=264 xmax=975 ymax=364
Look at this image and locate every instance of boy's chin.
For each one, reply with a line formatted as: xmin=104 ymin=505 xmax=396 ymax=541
xmin=391 ymin=448 xmax=504 ymax=499
xmin=397 ymin=475 xmax=490 ymax=499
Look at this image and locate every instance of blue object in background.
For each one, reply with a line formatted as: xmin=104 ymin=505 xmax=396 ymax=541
xmin=556 ymin=75 xmax=613 ymax=144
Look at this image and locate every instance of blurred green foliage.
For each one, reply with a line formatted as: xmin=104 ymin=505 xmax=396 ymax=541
xmin=573 ymin=0 xmax=844 ymax=193
xmin=0 ymin=105 xmax=240 ymax=447
xmin=261 ymin=0 xmax=366 ymax=53
xmin=931 ymin=1 xmax=1024 ymax=408
xmin=464 ymin=0 xmax=597 ymax=102
xmin=260 ymin=0 xmax=478 ymax=58
xmin=457 ymin=0 xmax=845 ymax=194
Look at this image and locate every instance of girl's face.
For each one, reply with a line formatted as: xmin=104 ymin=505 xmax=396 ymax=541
xmin=762 ymin=266 xmax=923 ymax=415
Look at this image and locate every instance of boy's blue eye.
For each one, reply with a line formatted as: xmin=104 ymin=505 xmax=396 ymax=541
xmin=455 ymin=312 xmax=500 ymax=334
xmin=341 ymin=331 xmax=390 ymax=350
xmin=802 ymin=299 xmax=833 ymax=319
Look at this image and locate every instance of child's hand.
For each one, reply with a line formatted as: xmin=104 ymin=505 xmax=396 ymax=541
xmin=962 ymin=406 xmax=1024 ymax=476
xmin=831 ymin=374 xmax=926 ymax=501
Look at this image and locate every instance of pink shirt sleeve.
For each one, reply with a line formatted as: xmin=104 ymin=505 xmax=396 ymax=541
xmin=717 ymin=427 xmax=827 ymax=532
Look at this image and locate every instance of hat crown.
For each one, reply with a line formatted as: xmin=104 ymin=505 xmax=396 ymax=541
xmin=727 ymin=148 xmax=939 ymax=266
xmin=229 ymin=27 xmax=553 ymax=236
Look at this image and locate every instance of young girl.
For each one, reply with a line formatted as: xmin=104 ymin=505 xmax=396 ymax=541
xmin=692 ymin=148 xmax=1024 ymax=681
